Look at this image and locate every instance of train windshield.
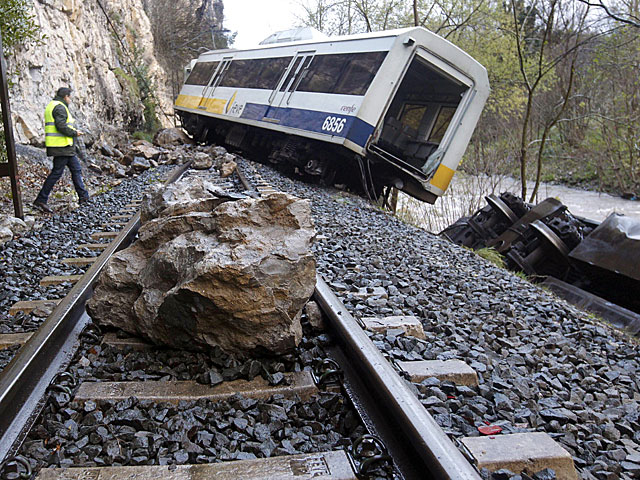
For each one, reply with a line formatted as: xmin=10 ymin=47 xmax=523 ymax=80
xmin=377 ymin=56 xmax=468 ymax=174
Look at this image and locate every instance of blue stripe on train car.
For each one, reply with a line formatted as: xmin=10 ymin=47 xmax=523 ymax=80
xmin=240 ymin=103 xmax=375 ymax=148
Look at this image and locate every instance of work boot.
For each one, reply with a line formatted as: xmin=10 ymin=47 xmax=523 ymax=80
xmin=33 ymin=201 xmax=53 ymax=214
xmin=79 ymin=196 xmax=90 ymax=205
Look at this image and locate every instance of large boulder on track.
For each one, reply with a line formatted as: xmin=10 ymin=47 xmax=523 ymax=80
xmin=87 ymin=176 xmax=317 ymax=354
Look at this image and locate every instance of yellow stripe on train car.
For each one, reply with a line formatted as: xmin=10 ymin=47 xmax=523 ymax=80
xmin=202 ymin=97 xmax=227 ymax=114
xmin=429 ymin=163 xmax=456 ymax=191
xmin=175 ymin=95 xmax=227 ymax=114
xmin=175 ymin=94 xmax=201 ymax=109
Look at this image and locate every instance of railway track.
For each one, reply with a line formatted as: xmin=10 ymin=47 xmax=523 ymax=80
xmin=0 ymin=152 xmax=481 ymax=480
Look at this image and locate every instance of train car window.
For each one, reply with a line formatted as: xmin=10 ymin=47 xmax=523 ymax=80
xmin=297 ymin=54 xmax=350 ymax=93
xmin=220 ymin=60 xmax=257 ymax=88
xmin=334 ymin=52 xmax=387 ymax=95
xmin=401 ymin=104 xmax=428 ymax=132
xmin=279 ymin=57 xmax=304 ymax=92
xmin=256 ymin=57 xmax=292 ymax=89
xmin=429 ymin=106 xmax=456 ymax=143
xmin=185 ymin=61 xmax=219 ymax=86
xmin=297 ymin=52 xmax=387 ymax=95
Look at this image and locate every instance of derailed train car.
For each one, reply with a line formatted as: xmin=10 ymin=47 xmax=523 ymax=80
xmin=175 ymin=27 xmax=489 ymax=203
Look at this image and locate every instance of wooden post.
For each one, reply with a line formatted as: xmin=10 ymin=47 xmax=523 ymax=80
xmin=0 ymin=31 xmax=24 ymax=219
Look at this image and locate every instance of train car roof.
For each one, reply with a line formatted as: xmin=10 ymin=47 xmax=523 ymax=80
xmin=194 ymin=26 xmax=488 ymax=86
xmin=205 ymin=27 xmax=413 ymax=55
xmin=201 ymin=27 xmax=458 ymax=56
xmin=192 ymin=27 xmax=489 ymax=91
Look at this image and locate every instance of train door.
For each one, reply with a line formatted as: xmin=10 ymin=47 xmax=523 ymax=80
xmin=264 ymin=51 xmax=315 ymax=120
xmin=372 ymin=50 xmax=470 ymax=176
xmin=197 ymin=56 xmax=233 ymax=110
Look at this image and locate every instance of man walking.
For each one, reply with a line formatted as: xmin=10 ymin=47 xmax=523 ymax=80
xmin=34 ymin=87 xmax=89 ymax=213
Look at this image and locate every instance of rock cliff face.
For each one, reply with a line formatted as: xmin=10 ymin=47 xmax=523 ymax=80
xmin=8 ymin=0 xmax=223 ymax=145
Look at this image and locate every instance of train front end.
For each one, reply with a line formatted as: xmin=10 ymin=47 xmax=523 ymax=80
xmin=361 ymin=28 xmax=490 ymax=203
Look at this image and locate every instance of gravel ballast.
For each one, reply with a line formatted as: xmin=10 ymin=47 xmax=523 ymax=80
xmin=19 ymin=319 xmax=373 ymax=473
xmin=241 ymin=159 xmax=640 ymax=480
xmin=4 ymin=146 xmax=639 ymax=480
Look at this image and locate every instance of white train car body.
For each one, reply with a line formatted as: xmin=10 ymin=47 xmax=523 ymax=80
xmin=175 ymin=27 xmax=489 ymax=203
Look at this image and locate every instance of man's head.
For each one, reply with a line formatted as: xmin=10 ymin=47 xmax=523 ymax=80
xmin=56 ymin=87 xmax=72 ymax=104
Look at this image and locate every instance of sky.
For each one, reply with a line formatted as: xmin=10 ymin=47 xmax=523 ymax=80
xmin=224 ymin=0 xmax=306 ymax=49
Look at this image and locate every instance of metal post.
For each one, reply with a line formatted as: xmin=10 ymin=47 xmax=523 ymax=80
xmin=0 ymin=31 xmax=24 ymax=219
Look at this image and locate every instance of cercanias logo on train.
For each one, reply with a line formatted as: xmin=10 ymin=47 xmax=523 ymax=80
xmin=225 ymin=91 xmax=244 ymax=115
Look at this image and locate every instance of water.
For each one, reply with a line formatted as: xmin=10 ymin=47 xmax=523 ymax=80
xmin=398 ymin=174 xmax=640 ymax=233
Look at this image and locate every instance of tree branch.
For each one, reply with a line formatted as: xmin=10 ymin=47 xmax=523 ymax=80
xmin=575 ymin=0 xmax=640 ymax=27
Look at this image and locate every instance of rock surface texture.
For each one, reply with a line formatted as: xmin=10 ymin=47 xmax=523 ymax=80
xmin=87 ymin=177 xmax=316 ymax=354
xmin=153 ymin=128 xmax=195 ymax=148
xmin=0 ymin=215 xmax=27 ymax=246
xmin=8 ymin=2 xmax=222 ymax=145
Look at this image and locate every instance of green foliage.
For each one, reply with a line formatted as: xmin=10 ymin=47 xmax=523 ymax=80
xmin=0 ymin=0 xmax=42 ymax=53
xmin=0 ymin=0 xmax=43 ymax=162
xmin=514 ymin=271 xmax=528 ymax=280
xmin=132 ymin=60 xmax=160 ymax=134
xmin=476 ymin=247 xmax=506 ymax=269
xmin=93 ymin=183 xmax=114 ymax=196
xmin=132 ymin=131 xmax=154 ymax=142
xmin=298 ymin=0 xmax=640 ymax=197
xmin=113 ymin=68 xmax=140 ymax=98
xmin=106 ymin=6 xmax=161 ymax=138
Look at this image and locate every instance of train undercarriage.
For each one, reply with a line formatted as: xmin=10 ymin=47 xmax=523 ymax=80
xmin=179 ymin=111 xmax=437 ymax=205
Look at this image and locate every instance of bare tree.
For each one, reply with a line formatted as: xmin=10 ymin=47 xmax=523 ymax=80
xmin=576 ymin=0 xmax=640 ymax=27
xmin=143 ymin=0 xmax=229 ymax=95
xmin=509 ymin=0 xmax=602 ymax=200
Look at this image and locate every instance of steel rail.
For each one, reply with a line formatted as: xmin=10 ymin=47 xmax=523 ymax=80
xmin=0 ymin=161 xmax=192 ymax=463
xmin=314 ymin=274 xmax=481 ymax=480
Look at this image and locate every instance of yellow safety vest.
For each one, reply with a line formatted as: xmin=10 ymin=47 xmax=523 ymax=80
xmin=44 ymin=100 xmax=75 ymax=148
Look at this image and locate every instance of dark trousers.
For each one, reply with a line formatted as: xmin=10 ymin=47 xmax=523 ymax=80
xmin=35 ymin=155 xmax=89 ymax=203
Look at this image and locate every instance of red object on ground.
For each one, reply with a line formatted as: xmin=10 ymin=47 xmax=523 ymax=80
xmin=478 ymin=425 xmax=503 ymax=435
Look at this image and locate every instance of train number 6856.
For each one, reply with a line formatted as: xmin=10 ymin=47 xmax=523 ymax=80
xmin=322 ymin=116 xmax=346 ymax=133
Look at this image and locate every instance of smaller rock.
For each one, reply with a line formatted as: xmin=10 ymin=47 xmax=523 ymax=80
xmin=115 ymin=165 xmax=127 ymax=178
xmin=494 ymin=392 xmax=513 ymax=411
xmin=22 ymin=215 xmax=36 ymax=229
xmin=219 ymin=158 xmax=237 ymax=177
xmin=209 ymin=146 xmax=228 ymax=157
xmin=304 ymin=301 xmax=324 ymax=331
xmin=130 ymin=143 xmax=161 ymax=160
xmin=0 ymin=226 xmax=12 ymax=246
xmin=490 ymin=469 xmax=516 ymax=480
xmin=191 ymin=152 xmax=213 ymax=170
xmin=99 ymin=142 xmax=115 ymax=157
xmin=532 ymin=468 xmax=557 ymax=480
xmin=0 ymin=215 xmax=29 ymax=241
xmin=131 ymin=157 xmax=151 ymax=172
